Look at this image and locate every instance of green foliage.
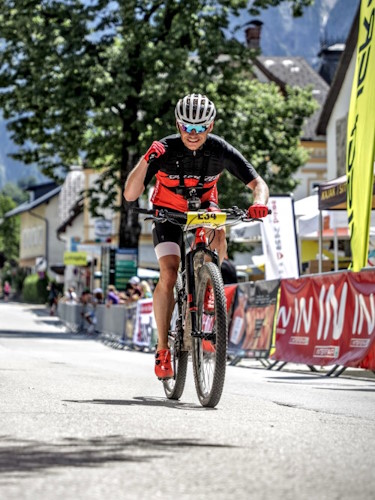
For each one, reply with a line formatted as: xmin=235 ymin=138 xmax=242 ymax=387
xmin=22 ymin=273 xmax=49 ymax=304
xmin=1 ymin=182 xmax=29 ymax=204
xmin=11 ymin=266 xmax=28 ymax=294
xmin=217 ymin=80 xmax=318 ymax=201
xmin=0 ymin=193 xmax=19 ymax=263
xmin=0 ymin=0 xmax=317 ymax=248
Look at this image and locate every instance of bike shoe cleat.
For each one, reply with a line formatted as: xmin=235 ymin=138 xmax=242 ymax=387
xmin=155 ymin=349 xmax=174 ymax=380
xmin=203 ymin=285 xmax=215 ymax=313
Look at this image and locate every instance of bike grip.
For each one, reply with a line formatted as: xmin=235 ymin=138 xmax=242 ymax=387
xmin=132 ymin=207 xmax=153 ymax=215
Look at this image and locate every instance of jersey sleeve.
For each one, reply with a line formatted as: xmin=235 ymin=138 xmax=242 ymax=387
xmin=223 ymin=141 xmax=259 ymax=185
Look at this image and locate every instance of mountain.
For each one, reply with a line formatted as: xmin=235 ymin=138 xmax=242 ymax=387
xmin=233 ymin=0 xmax=360 ymax=68
xmin=0 ymin=113 xmax=46 ymax=190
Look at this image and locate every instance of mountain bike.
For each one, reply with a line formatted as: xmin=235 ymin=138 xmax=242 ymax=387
xmin=134 ymin=205 xmax=264 ymax=407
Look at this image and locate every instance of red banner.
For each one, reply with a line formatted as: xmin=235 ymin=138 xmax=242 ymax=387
xmin=224 ymin=284 xmax=237 ymax=312
xmin=274 ymin=270 xmax=375 ymax=369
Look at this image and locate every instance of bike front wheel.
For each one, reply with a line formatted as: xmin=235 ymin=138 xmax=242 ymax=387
xmin=192 ymin=262 xmax=228 ymax=407
xmin=163 ymin=273 xmax=189 ymax=400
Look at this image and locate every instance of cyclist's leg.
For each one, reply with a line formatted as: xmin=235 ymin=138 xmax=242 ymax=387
xmin=207 ymin=227 xmax=227 ymax=263
xmin=153 ymin=253 xmax=180 ymax=350
xmin=152 ymin=219 xmax=183 ymax=352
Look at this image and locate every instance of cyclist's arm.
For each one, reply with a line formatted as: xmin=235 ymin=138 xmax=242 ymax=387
xmin=123 ymin=157 xmax=148 ymax=202
xmin=247 ymin=175 xmax=269 ymax=205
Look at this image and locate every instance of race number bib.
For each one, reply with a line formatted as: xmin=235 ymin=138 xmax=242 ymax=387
xmin=186 ymin=211 xmax=227 ymax=228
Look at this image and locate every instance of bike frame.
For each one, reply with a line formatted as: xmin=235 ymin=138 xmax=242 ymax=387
xmin=183 ymin=228 xmax=219 ymax=341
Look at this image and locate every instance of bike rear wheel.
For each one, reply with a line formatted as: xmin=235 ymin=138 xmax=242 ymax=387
xmin=192 ymin=262 xmax=228 ymax=407
xmin=163 ymin=273 xmax=189 ymax=400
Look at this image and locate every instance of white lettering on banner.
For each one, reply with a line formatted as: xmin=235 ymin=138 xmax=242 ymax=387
xmin=352 ymin=293 xmax=375 ymax=335
xmin=276 ymin=306 xmax=292 ymax=331
xmin=292 ymin=296 xmax=313 ymax=333
xmin=317 ymin=284 xmax=347 ymax=341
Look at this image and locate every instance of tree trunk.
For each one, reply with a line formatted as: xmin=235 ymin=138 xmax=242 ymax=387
xmin=119 ymin=144 xmax=141 ymax=249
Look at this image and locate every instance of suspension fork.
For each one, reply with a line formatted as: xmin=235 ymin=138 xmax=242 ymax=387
xmin=185 ymin=228 xmax=218 ymax=335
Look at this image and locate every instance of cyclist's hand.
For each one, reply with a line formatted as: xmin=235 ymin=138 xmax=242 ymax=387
xmin=207 ymin=204 xmax=221 ymax=213
xmin=144 ymin=141 xmax=165 ymax=163
xmin=247 ymin=203 xmax=269 ymax=218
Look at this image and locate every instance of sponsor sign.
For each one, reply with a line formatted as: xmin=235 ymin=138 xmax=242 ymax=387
xmin=133 ymin=299 xmax=156 ymax=347
xmin=94 ymin=219 xmax=112 ymax=241
xmin=228 ymin=280 xmax=279 ymax=358
xmin=260 ymin=196 xmax=300 ymax=280
xmin=63 ymin=251 xmax=87 ymax=266
xmin=274 ymin=270 xmax=375 ymax=368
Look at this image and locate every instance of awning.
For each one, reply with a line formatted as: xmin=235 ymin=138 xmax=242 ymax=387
xmin=318 ymin=175 xmax=375 ymax=210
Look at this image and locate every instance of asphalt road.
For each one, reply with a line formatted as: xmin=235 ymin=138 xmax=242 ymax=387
xmin=0 ymin=302 xmax=374 ymax=500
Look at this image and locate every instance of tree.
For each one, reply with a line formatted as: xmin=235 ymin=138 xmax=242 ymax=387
xmin=1 ymin=182 xmax=29 ymax=204
xmin=216 ymin=79 xmax=318 ymax=208
xmin=0 ymin=0 xmax=316 ymax=249
xmin=0 ymin=194 xmax=19 ymax=265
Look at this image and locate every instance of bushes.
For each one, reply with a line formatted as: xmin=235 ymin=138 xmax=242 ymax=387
xmin=22 ymin=273 xmax=49 ymax=304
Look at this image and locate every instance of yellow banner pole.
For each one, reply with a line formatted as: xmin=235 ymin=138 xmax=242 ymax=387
xmin=346 ymin=1 xmax=375 ymax=271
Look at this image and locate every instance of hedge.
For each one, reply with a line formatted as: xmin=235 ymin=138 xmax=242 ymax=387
xmin=22 ymin=273 xmax=49 ymax=304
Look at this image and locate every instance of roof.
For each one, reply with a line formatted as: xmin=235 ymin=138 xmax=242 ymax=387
xmin=316 ymin=5 xmax=360 ymax=135
xmin=4 ymin=186 xmax=61 ymax=218
xmin=254 ymin=56 xmax=329 ymax=140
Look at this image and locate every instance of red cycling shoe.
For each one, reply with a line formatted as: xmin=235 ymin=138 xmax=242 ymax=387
xmin=155 ymin=349 xmax=174 ymax=380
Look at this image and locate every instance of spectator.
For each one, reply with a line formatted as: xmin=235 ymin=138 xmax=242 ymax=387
xmin=221 ymin=254 xmax=238 ymax=285
xmin=64 ymin=286 xmax=78 ymax=303
xmin=106 ymin=285 xmax=120 ymax=306
xmin=140 ymin=280 xmax=153 ymax=298
xmin=125 ymin=276 xmax=143 ymax=302
xmin=80 ymin=289 xmax=96 ymax=334
xmin=3 ymin=281 xmax=11 ymax=302
xmin=47 ymin=282 xmax=58 ymax=315
xmin=93 ymin=287 xmax=104 ymax=305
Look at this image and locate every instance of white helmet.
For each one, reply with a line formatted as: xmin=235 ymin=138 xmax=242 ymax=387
xmin=175 ymin=93 xmax=216 ymax=126
xmin=129 ymin=276 xmax=140 ymax=285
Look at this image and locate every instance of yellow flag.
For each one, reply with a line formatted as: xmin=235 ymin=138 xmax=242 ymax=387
xmin=346 ymin=1 xmax=375 ymax=271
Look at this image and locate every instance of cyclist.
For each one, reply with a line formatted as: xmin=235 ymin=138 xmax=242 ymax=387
xmin=124 ymin=93 xmax=269 ymax=380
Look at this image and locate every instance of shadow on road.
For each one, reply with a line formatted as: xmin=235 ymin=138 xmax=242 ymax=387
xmin=64 ymin=396 xmax=211 ymax=411
xmin=0 ymin=434 xmax=235 ymax=478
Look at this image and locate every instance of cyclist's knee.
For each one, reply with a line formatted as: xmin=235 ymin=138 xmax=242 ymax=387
xmin=159 ymin=267 xmax=178 ymax=289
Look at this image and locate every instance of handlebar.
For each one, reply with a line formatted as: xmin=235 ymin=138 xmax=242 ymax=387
xmin=132 ymin=206 xmax=271 ymax=229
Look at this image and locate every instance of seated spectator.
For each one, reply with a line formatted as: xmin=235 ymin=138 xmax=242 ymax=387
xmin=106 ymin=285 xmax=120 ymax=306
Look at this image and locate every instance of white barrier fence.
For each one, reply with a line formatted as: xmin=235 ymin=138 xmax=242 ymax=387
xmin=57 ymin=300 xmax=157 ymax=350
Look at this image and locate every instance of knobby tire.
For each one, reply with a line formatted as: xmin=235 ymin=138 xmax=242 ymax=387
xmin=163 ymin=273 xmax=188 ymax=400
xmin=192 ymin=262 xmax=228 ymax=407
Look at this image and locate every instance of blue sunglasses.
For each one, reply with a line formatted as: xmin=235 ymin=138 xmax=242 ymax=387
xmin=178 ymin=122 xmax=208 ymax=134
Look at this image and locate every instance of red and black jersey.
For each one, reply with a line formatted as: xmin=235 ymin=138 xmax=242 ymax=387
xmin=144 ymin=133 xmax=258 ymax=212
